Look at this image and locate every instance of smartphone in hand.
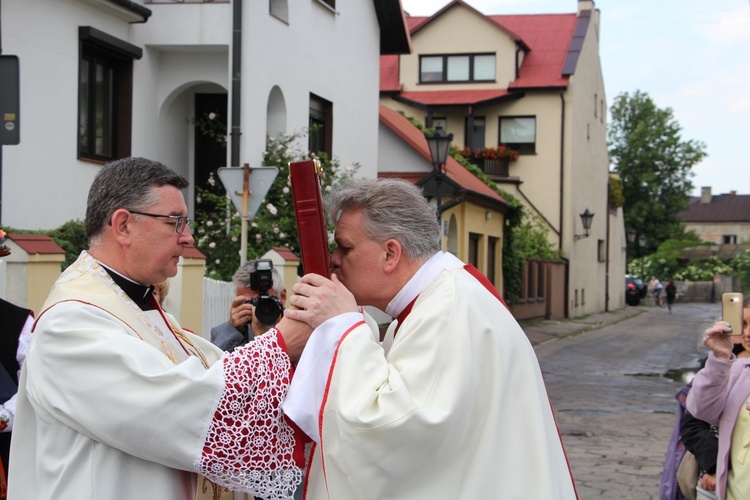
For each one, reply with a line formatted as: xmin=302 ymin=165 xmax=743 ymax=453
xmin=722 ymin=292 xmax=744 ymax=335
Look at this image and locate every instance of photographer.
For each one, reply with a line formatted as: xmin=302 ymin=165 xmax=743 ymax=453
xmin=211 ymin=259 xmax=287 ymax=352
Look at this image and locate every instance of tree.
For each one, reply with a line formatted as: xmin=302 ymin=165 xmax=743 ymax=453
xmin=608 ymin=91 xmax=707 ymax=259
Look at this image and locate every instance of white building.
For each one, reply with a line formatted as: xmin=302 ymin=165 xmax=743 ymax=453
xmin=1 ymin=0 xmax=409 ymax=229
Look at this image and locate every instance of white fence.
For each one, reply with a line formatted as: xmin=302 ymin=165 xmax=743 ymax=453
xmin=202 ymin=277 xmax=234 ymax=338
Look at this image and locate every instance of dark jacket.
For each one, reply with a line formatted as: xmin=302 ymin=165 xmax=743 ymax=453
xmin=680 ymin=409 xmax=718 ymax=474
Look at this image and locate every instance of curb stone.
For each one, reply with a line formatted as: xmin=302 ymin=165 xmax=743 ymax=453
xmin=519 ymin=306 xmax=648 ymax=346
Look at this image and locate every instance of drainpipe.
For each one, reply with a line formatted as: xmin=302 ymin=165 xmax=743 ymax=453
xmin=559 ymin=93 xmax=565 ymax=251
xmin=230 ymin=0 xmax=242 ymax=167
xmin=560 ymin=93 xmax=567 ymax=317
xmin=605 ymin=177 xmax=611 ymax=311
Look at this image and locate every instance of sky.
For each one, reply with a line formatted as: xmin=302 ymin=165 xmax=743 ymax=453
xmin=399 ymin=0 xmax=750 ymax=197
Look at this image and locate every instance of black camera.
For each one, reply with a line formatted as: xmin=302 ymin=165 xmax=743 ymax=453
xmin=247 ymin=259 xmax=283 ymax=326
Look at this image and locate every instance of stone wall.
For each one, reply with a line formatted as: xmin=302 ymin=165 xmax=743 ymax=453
xmin=672 ymin=275 xmax=738 ymax=303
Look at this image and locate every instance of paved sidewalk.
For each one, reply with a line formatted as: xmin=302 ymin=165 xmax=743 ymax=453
xmin=519 ymin=305 xmax=647 ymax=347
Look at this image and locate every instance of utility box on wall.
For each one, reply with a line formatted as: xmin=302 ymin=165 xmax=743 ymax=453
xmin=0 ymin=55 xmax=20 ymax=145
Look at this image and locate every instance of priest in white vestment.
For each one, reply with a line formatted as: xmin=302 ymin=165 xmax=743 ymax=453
xmin=282 ymin=178 xmax=578 ymax=499
xmin=7 ymin=157 xmax=311 ymax=500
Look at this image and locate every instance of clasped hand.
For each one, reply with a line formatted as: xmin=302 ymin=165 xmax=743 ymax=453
xmin=285 ymin=273 xmax=358 ymax=330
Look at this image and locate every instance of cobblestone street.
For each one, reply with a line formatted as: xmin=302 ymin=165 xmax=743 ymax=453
xmin=523 ymin=303 xmax=719 ymax=498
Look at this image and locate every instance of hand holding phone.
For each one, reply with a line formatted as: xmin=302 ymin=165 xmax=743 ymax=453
xmin=722 ymin=292 xmax=744 ymax=336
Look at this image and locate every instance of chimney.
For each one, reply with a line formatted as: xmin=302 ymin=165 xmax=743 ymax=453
xmin=700 ymin=186 xmax=711 ymax=204
xmin=578 ymin=0 xmax=595 ymax=13
xmin=730 ymin=191 xmax=737 ymax=195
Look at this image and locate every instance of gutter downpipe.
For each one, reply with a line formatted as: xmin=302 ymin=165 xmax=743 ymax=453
xmin=230 ymin=0 xmax=242 ymax=168
xmin=560 ymin=92 xmax=568 ymax=318
xmin=605 ymin=177 xmax=611 ymax=312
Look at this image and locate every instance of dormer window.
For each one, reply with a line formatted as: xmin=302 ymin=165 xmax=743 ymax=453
xmin=420 ymin=53 xmax=495 ymax=84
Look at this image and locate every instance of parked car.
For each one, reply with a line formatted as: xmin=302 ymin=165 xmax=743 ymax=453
xmin=625 ymin=274 xmax=647 ymax=306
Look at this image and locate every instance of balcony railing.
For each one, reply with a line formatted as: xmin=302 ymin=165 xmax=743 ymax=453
xmin=479 ymin=158 xmax=510 ymax=177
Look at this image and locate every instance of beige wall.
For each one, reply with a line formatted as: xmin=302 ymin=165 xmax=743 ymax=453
xmin=685 ymin=222 xmax=750 ymax=244
xmin=402 ymin=7 xmax=518 ymax=92
xmin=563 ymin=8 xmax=619 ymax=315
xmin=25 ymin=256 xmax=65 ymax=314
xmin=2 ymin=256 xmax=65 ymax=314
xmin=1 ymin=239 xmax=65 ymax=313
xmin=167 ymin=256 xmax=206 ymax=335
xmin=441 ymin=201 xmax=505 ymax=291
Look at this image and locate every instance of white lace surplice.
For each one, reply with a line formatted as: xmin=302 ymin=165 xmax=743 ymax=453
xmin=199 ymin=330 xmax=303 ymax=499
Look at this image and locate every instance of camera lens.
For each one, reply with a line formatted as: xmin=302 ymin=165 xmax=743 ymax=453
xmin=254 ymin=296 xmax=283 ymax=326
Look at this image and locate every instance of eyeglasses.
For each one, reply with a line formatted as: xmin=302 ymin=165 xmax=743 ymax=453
xmin=129 ymin=210 xmax=192 ymax=234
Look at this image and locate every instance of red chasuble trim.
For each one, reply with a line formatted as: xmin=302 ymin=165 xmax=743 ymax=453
xmin=313 ymin=319 xmax=366 ymax=499
xmin=463 ymin=264 xmax=509 ymax=310
xmin=393 ymin=296 xmax=417 ymax=337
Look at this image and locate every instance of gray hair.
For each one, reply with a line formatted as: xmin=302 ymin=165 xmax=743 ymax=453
xmin=232 ymin=260 xmax=285 ymax=295
xmin=324 ymin=178 xmax=440 ymax=262
xmin=85 ymin=157 xmax=189 ymax=242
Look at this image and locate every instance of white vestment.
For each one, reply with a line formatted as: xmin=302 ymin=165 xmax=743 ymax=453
xmin=285 ymin=252 xmax=577 ymax=499
xmin=8 ymin=251 xmax=302 ymax=500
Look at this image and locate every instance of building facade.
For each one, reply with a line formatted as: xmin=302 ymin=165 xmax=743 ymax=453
xmin=379 ymin=0 xmax=626 ymax=316
xmin=2 ymin=0 xmax=408 ymax=230
xmin=680 ymin=187 xmax=750 ymax=244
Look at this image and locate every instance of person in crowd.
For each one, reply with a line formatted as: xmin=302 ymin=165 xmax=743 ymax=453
xmin=7 ymin=157 xmax=311 ymax=500
xmin=685 ymin=338 xmax=750 ymax=500
xmin=686 ymin=297 xmax=750 ymax=500
xmin=678 ymin=341 xmax=745 ymax=500
xmin=211 ymin=260 xmax=286 ymax=352
xmin=649 ymin=275 xmax=665 ymax=307
xmin=666 ymin=279 xmax=677 ymax=313
xmin=281 ymin=178 xmax=577 ymax=499
xmin=0 ymin=298 xmax=34 ymax=500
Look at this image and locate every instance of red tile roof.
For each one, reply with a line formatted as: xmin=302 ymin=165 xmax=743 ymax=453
xmin=679 ymin=193 xmax=750 ymax=223
xmin=271 ymin=246 xmax=300 ymax=262
xmin=493 ymin=14 xmax=577 ymax=89
xmin=182 ymin=245 xmax=206 ymax=259
xmin=380 ymin=55 xmax=402 ymax=92
xmin=381 ymin=5 xmax=578 ymax=95
xmin=8 ymin=234 xmax=66 ymax=255
xmin=379 ymin=105 xmax=510 ymax=209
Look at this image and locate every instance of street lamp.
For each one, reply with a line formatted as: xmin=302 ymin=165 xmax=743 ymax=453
xmin=573 ymin=209 xmax=595 ymax=240
xmin=638 ymin=234 xmax=647 ymax=279
xmin=626 ymin=229 xmax=637 ymax=274
xmin=710 ymin=243 xmax=719 ymax=303
xmin=424 ymin=126 xmax=453 ymax=223
xmin=626 ymin=229 xmax=636 ymax=246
